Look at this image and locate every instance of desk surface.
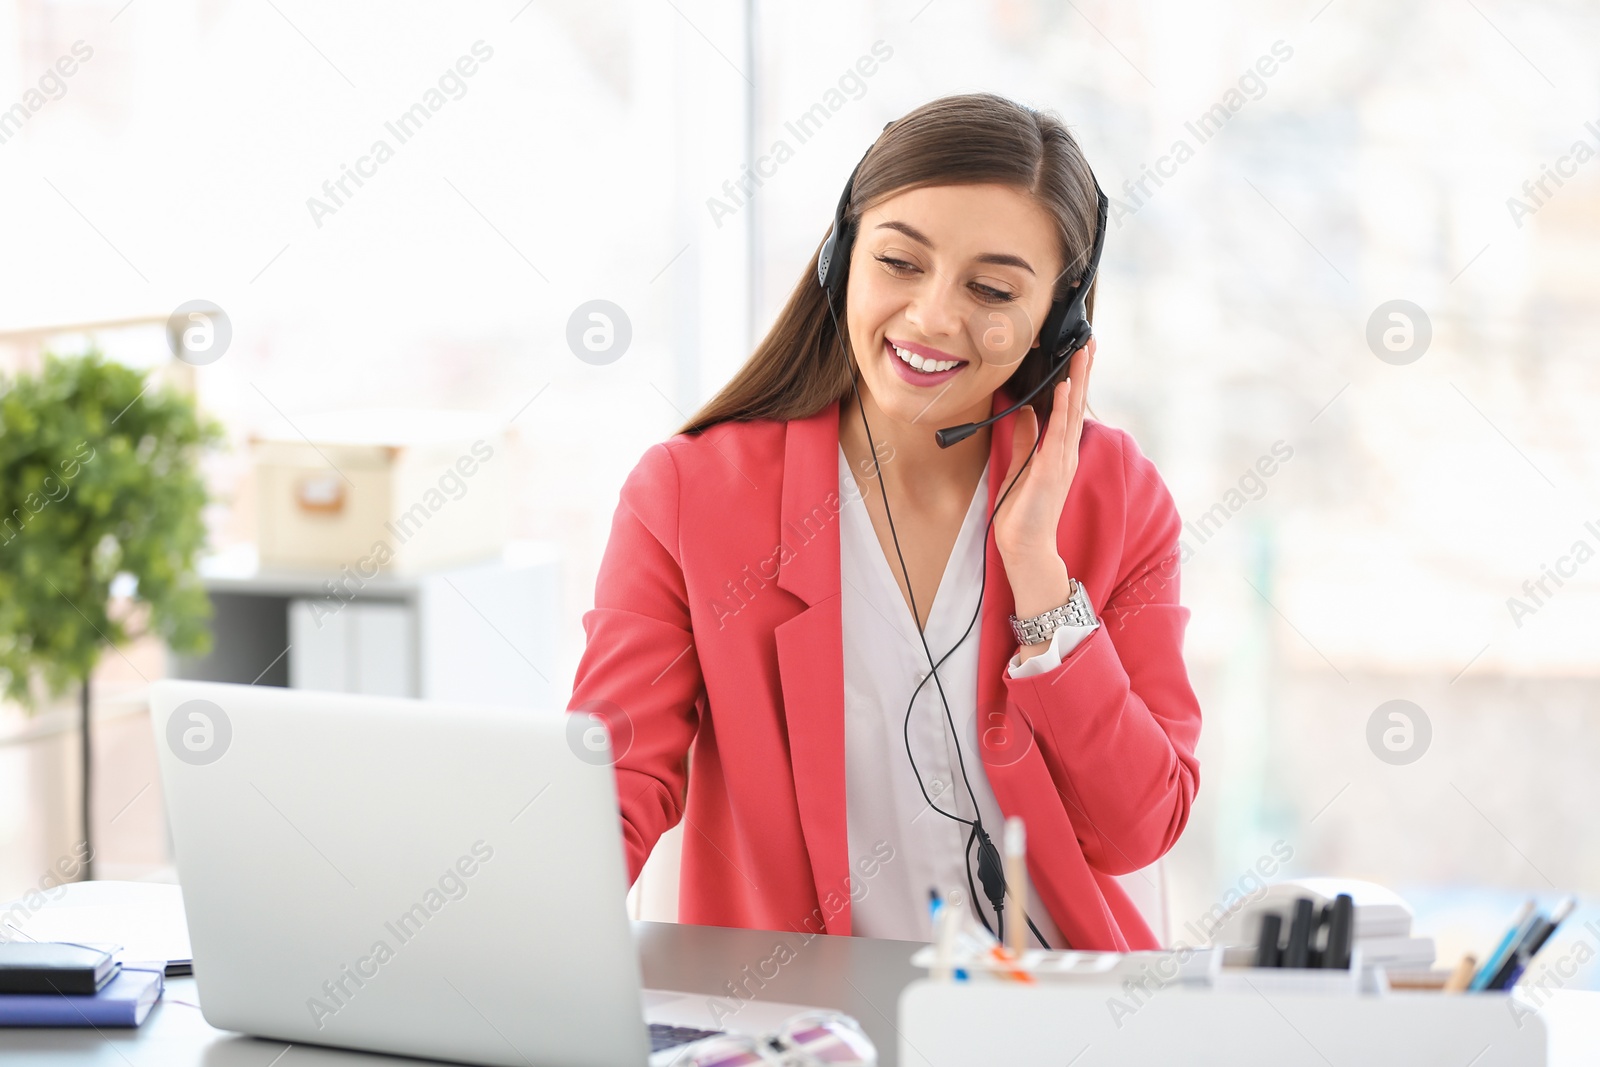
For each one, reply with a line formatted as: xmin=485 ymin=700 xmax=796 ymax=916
xmin=5 ymin=921 xmax=925 ymax=1066
xmin=10 ymin=922 xmax=1600 ymax=1067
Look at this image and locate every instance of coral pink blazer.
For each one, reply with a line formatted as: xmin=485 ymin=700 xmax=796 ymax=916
xmin=570 ymin=388 xmax=1201 ymax=951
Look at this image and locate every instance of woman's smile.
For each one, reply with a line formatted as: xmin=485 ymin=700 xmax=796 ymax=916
xmin=883 ymin=336 xmax=968 ymax=387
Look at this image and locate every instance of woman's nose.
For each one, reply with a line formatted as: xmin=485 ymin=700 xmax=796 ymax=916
xmin=903 ymin=274 xmax=965 ymax=337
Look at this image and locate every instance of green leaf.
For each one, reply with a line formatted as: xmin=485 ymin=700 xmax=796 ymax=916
xmin=0 ymin=352 xmax=223 ymax=708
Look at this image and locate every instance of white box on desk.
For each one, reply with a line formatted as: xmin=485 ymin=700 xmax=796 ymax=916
xmin=254 ymin=408 xmax=507 ymax=573
xmin=899 ymin=980 xmax=1546 ymax=1066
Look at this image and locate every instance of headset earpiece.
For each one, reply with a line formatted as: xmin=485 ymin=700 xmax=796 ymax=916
xmin=1036 ymin=189 xmax=1108 ymax=363
xmin=818 ymin=148 xmax=868 ymax=310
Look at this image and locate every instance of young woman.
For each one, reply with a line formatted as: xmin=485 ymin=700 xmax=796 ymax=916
xmin=570 ymin=93 xmax=1200 ymax=952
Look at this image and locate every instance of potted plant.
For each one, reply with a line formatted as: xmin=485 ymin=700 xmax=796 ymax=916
xmin=0 ymin=351 xmax=222 ymax=879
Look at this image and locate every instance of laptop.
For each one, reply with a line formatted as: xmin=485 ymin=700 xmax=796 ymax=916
xmin=149 ymin=680 xmax=823 ymax=1066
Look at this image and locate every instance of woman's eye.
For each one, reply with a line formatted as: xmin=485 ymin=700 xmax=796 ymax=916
xmin=874 ymin=254 xmax=1014 ymax=303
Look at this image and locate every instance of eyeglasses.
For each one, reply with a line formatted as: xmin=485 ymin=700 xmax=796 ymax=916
xmin=669 ymin=1010 xmax=876 ymax=1066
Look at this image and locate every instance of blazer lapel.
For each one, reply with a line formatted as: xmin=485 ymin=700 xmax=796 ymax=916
xmin=771 ymin=389 xmax=1021 ymax=935
xmin=773 ymin=400 xmax=850 ymax=933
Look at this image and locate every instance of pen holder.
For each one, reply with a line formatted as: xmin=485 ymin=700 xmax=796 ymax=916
xmin=898 ymin=975 xmax=1548 ymax=1067
xmin=1211 ymin=945 xmax=1364 ymax=996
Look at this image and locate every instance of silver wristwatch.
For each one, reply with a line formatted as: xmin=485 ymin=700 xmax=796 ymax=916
xmin=1009 ymin=578 xmax=1097 ymax=647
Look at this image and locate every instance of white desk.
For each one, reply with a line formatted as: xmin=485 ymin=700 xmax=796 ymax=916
xmin=7 ymin=922 xmax=1599 ymax=1066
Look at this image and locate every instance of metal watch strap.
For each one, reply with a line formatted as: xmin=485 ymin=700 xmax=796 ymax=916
xmin=1009 ymin=578 xmax=1097 ymax=647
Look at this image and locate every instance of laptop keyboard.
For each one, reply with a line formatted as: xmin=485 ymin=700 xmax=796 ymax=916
xmin=649 ymin=1022 xmax=724 ymax=1052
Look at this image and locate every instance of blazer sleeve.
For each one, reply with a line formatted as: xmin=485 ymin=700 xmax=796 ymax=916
xmin=1000 ymin=429 xmax=1201 ymax=875
xmin=569 ymin=441 xmax=705 ymax=885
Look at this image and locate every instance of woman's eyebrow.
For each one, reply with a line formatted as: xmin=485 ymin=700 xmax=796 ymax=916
xmin=874 ymin=220 xmax=1035 ymax=274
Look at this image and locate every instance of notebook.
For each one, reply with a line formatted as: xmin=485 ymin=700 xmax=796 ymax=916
xmin=0 ymin=942 xmax=119 ymax=995
xmin=0 ymin=966 xmax=163 ymax=1027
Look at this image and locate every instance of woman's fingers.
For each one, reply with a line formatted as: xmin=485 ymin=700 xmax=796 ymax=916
xmin=1063 ymin=340 xmax=1095 ymax=448
xmin=1004 ymin=403 xmax=1038 ymax=488
xmin=1075 ymin=340 xmax=1096 ymax=414
xmin=1036 ymin=376 xmax=1071 ymax=469
xmin=1055 ymin=378 xmax=1073 ymax=463
xmin=1041 ymin=340 xmax=1094 ymax=471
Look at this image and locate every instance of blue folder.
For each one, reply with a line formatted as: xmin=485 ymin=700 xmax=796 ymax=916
xmin=0 ymin=966 xmax=163 ymax=1027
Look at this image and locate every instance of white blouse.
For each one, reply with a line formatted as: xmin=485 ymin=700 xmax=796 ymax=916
xmin=838 ymin=443 xmax=1097 ymax=946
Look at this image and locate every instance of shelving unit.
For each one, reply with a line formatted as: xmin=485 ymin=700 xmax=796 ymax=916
xmin=172 ymin=541 xmax=563 ymax=710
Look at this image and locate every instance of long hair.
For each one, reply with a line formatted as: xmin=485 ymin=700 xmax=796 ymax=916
xmin=677 ymin=92 xmax=1101 ymax=437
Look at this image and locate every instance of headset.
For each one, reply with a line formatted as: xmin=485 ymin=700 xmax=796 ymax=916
xmin=816 ymin=125 xmax=1108 ymax=950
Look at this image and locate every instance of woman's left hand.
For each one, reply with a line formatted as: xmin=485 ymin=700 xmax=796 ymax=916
xmin=992 ymin=338 xmax=1095 ymax=567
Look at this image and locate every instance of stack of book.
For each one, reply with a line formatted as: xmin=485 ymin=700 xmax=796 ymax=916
xmin=0 ymin=942 xmax=163 ymax=1027
xmin=1213 ymin=878 xmax=1435 ymax=976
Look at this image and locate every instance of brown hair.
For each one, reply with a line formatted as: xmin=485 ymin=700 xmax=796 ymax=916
xmin=677 ymin=92 xmax=1100 ymax=436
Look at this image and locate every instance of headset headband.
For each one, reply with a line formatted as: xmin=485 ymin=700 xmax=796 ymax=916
xmin=817 ymin=129 xmax=1108 ymax=363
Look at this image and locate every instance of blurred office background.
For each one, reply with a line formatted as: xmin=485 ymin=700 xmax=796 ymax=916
xmin=3 ymin=0 xmax=1598 ymax=981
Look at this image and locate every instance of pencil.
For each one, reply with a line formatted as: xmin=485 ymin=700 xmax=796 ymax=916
xmin=1443 ymin=954 xmax=1476 ymax=993
xmin=1004 ymin=817 xmax=1027 ymax=958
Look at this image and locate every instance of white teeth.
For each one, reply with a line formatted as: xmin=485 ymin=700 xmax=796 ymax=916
xmin=892 ymin=344 xmax=960 ymax=374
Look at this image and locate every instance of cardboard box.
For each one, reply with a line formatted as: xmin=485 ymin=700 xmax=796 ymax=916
xmin=254 ymin=409 xmax=507 ymax=573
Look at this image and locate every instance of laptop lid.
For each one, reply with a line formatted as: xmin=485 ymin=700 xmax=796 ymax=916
xmin=150 ymin=679 xmax=651 ymax=1067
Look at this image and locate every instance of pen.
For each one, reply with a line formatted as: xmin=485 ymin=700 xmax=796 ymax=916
xmin=1495 ymin=896 xmax=1576 ymax=992
xmin=932 ymin=895 xmax=957 ymax=982
xmin=1470 ymin=900 xmax=1537 ymax=992
xmin=1003 ymin=817 xmax=1027 ymax=960
xmin=1323 ymin=894 xmax=1354 ymax=970
xmin=1519 ymin=897 xmax=1576 ymax=962
xmin=1283 ymin=898 xmax=1315 ymax=969
xmin=1308 ymin=902 xmax=1331 ymax=969
xmin=1255 ymin=912 xmax=1283 ymax=968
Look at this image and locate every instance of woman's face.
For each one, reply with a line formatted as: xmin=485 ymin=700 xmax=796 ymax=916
xmin=845 ymin=182 xmax=1065 ymax=430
